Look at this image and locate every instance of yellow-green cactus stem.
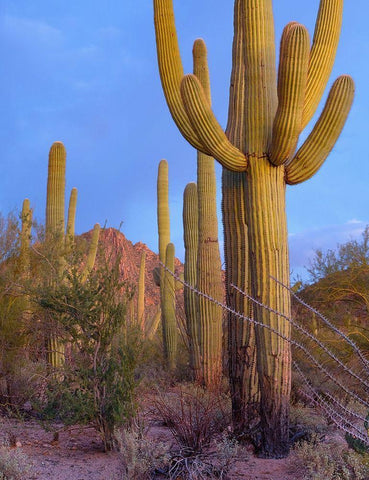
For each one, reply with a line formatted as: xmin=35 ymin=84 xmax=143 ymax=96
xmin=193 ymin=39 xmax=224 ymax=388
xmin=146 ymin=308 xmax=161 ymax=340
xmin=157 ymin=159 xmax=177 ymax=366
xmin=154 ymin=0 xmax=353 ymax=457
xmin=46 ymin=142 xmax=66 ymax=242
xmin=20 ymin=198 xmax=33 ymax=275
xmin=45 ymin=141 xmax=66 ymax=369
xmin=162 ymin=242 xmax=177 ymax=369
xmin=65 ymin=187 xmax=77 ymax=251
xmin=81 ymin=223 xmax=101 ymax=283
xmin=183 ymin=182 xmax=201 ymax=379
xmin=157 ymin=160 xmax=170 ymax=266
xmin=137 ymin=251 xmax=146 ymax=333
xmin=270 ymin=24 xmax=310 ymax=165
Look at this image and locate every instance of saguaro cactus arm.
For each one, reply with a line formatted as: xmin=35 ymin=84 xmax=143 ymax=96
xmin=286 ymin=75 xmax=354 ymax=185
xmin=153 ymin=0 xmax=210 ymax=153
xmin=302 ymin=0 xmax=344 ymax=128
xmin=270 ymin=23 xmax=310 ymax=165
xmin=181 ymin=75 xmax=247 ymax=172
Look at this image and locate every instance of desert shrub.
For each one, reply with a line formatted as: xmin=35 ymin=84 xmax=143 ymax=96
xmin=153 ymin=384 xmax=231 ymax=454
xmin=0 ymin=359 xmax=48 ymax=416
xmin=292 ymin=433 xmax=369 ymax=480
xmin=32 ymin=254 xmax=139 ymax=451
xmin=0 ymin=445 xmax=31 ymax=480
xmin=168 ymin=433 xmax=239 ymax=480
xmin=116 ymin=421 xmax=170 ymax=480
xmin=289 ymin=403 xmax=329 ymax=443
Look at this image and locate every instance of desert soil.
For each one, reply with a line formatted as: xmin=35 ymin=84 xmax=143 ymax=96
xmin=0 ymin=417 xmax=306 ymax=480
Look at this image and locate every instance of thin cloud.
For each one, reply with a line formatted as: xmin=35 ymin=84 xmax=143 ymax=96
xmin=1 ymin=14 xmax=63 ymax=44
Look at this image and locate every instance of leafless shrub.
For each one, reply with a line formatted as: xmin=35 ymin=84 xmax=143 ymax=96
xmin=153 ymin=385 xmax=231 ymax=454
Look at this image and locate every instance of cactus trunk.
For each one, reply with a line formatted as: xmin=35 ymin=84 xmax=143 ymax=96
xmin=245 ymin=158 xmax=291 ymax=457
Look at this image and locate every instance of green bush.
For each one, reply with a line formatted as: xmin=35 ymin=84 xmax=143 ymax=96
xmin=33 ymin=253 xmax=139 ymax=451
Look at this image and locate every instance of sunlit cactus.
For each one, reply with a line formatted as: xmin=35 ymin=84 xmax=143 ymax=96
xmin=162 ymin=242 xmax=177 ymax=369
xmin=157 ymin=160 xmax=178 ymax=368
xmin=137 ymin=251 xmax=146 ymax=333
xmin=20 ymin=198 xmax=33 ymax=275
xmin=183 ymin=182 xmax=200 ymax=378
xmin=154 ymin=0 xmax=354 ymax=457
xmin=46 ymin=141 xmax=66 ymax=243
xmin=81 ymin=223 xmax=101 ymax=283
xmin=65 ymin=187 xmax=77 ymax=251
xmin=193 ymin=39 xmax=224 ymax=388
xmin=45 ymin=141 xmax=67 ymax=369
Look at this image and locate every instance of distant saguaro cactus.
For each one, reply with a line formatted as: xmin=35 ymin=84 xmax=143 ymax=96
xmin=183 ymin=182 xmax=200 ymax=378
xmin=65 ymin=187 xmax=77 ymax=251
xmin=20 ymin=198 xmax=33 ymax=275
xmin=157 ymin=160 xmax=177 ymax=368
xmin=45 ymin=141 xmax=67 ymax=368
xmin=154 ymin=0 xmax=354 ymax=457
xmin=162 ymin=242 xmax=177 ymax=369
xmin=137 ymin=251 xmax=146 ymax=333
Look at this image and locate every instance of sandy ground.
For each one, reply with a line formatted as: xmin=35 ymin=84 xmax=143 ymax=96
xmin=0 ymin=418 xmax=303 ymax=480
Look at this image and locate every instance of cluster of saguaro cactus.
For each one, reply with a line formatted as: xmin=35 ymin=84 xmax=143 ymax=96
xmin=157 ymin=159 xmax=177 ymax=368
xmin=154 ymin=0 xmax=354 ymax=457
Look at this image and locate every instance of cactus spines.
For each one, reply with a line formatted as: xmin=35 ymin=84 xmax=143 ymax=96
xmin=20 ymin=198 xmax=33 ymax=274
xmin=183 ymin=182 xmax=200 ymax=378
xmin=154 ymin=0 xmax=353 ymax=457
xmin=46 ymin=141 xmax=66 ymax=241
xmin=66 ymin=187 xmax=77 ymax=249
xmin=162 ymin=242 xmax=177 ymax=369
xmin=137 ymin=251 xmax=146 ymax=333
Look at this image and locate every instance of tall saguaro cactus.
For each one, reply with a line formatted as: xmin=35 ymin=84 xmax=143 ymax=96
xmin=46 ymin=142 xmax=66 ymax=243
xmin=162 ymin=242 xmax=177 ymax=369
xmin=154 ymin=0 xmax=354 ymax=457
xmin=157 ymin=160 xmax=177 ymax=368
xmin=65 ymin=187 xmax=77 ymax=251
xmin=137 ymin=251 xmax=146 ymax=333
xmin=183 ymin=182 xmax=200 ymax=378
xmin=45 ymin=141 xmax=67 ymax=368
xmin=20 ymin=198 xmax=33 ymax=275
xmin=193 ymin=40 xmax=224 ymax=387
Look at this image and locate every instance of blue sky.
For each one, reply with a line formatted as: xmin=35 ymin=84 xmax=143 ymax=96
xmin=1 ymin=0 xmax=368 ymax=280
